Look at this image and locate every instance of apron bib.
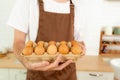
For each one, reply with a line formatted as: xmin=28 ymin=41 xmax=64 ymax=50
xmin=27 ymin=0 xmax=77 ymax=80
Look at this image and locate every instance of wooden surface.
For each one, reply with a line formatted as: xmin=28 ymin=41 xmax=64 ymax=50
xmin=100 ymin=54 xmax=120 ymax=58
xmin=76 ymin=55 xmax=113 ymax=72
xmin=0 ymin=54 xmax=6 ymax=58
xmin=0 ymin=53 xmax=114 ymax=72
xmin=0 ymin=53 xmax=24 ymax=69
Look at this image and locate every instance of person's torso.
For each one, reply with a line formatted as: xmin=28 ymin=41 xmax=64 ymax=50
xmin=27 ymin=1 xmax=77 ymax=80
xmin=28 ymin=0 xmax=71 ymax=41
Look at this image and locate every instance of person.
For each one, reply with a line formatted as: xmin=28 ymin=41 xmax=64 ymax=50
xmin=8 ymin=0 xmax=86 ymax=80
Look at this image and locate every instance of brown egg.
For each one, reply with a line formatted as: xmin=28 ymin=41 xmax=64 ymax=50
xmin=71 ymin=45 xmax=82 ymax=55
xmin=26 ymin=41 xmax=33 ymax=47
xmin=71 ymin=40 xmax=79 ymax=46
xmin=35 ymin=45 xmax=45 ymax=55
xmin=38 ymin=41 xmax=44 ymax=46
xmin=59 ymin=44 xmax=69 ymax=54
xmin=22 ymin=46 xmax=33 ymax=56
xmin=60 ymin=41 xmax=67 ymax=45
xmin=47 ymin=44 xmax=57 ymax=55
xmin=49 ymin=41 xmax=56 ymax=45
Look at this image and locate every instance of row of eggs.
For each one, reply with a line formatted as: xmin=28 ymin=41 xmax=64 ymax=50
xmin=22 ymin=40 xmax=83 ymax=56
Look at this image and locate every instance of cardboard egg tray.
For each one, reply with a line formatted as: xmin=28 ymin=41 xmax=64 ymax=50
xmin=21 ymin=41 xmax=83 ymax=62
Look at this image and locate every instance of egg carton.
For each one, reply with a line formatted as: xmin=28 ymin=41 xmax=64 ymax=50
xmin=21 ymin=41 xmax=83 ymax=62
xmin=22 ymin=52 xmax=82 ymax=63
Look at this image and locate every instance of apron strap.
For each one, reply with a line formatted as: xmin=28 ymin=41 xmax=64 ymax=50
xmin=39 ymin=0 xmax=43 ymax=3
xmin=70 ymin=0 xmax=74 ymax=14
xmin=38 ymin=0 xmax=44 ymax=13
xmin=70 ymin=0 xmax=74 ymax=40
xmin=70 ymin=0 xmax=73 ymax=5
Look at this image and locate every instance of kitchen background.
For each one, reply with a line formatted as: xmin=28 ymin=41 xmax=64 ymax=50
xmin=0 ymin=0 xmax=120 ymax=55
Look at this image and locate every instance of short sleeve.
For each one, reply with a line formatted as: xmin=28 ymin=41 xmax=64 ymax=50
xmin=74 ymin=3 xmax=86 ymax=42
xmin=7 ymin=0 xmax=29 ymax=33
xmin=74 ymin=25 xmax=86 ymax=42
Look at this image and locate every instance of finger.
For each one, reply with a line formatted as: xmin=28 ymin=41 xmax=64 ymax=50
xmin=81 ymin=45 xmax=86 ymax=56
xmin=47 ymin=54 xmax=63 ymax=68
xmin=31 ymin=61 xmax=50 ymax=69
xmin=37 ymin=55 xmax=64 ymax=71
xmin=83 ymin=46 xmax=86 ymax=55
xmin=53 ymin=60 xmax=73 ymax=70
xmin=53 ymin=54 xmax=63 ymax=66
xmin=34 ymin=62 xmax=55 ymax=71
xmin=34 ymin=60 xmax=73 ymax=71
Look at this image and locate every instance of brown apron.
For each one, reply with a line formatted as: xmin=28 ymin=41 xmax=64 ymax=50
xmin=27 ymin=0 xmax=77 ymax=80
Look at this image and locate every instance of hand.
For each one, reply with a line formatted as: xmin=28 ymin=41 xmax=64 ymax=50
xmin=80 ymin=44 xmax=86 ymax=56
xmin=79 ymin=42 xmax=86 ymax=56
xmin=27 ymin=54 xmax=73 ymax=71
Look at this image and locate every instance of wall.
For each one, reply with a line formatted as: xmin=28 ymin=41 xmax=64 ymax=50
xmin=78 ymin=0 xmax=120 ymax=55
xmin=0 ymin=0 xmax=120 ymax=55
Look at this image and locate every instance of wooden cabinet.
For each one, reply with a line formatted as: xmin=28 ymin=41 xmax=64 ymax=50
xmin=76 ymin=56 xmax=114 ymax=80
xmin=99 ymin=31 xmax=120 ymax=55
xmin=77 ymin=71 xmax=114 ymax=80
xmin=0 ymin=69 xmax=9 ymax=80
xmin=0 ymin=68 xmax=114 ymax=80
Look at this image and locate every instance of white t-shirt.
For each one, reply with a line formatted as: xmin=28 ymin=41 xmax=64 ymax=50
xmin=8 ymin=0 xmax=85 ymax=42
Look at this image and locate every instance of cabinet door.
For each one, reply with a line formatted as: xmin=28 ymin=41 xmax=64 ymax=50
xmin=9 ymin=69 xmax=27 ymax=80
xmin=77 ymin=71 xmax=114 ymax=80
xmin=0 ymin=69 xmax=9 ymax=80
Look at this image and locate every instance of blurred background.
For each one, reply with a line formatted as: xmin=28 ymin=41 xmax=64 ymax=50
xmin=0 ymin=0 xmax=120 ymax=55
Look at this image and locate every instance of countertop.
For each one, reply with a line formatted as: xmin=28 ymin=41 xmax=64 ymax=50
xmin=100 ymin=54 xmax=120 ymax=58
xmin=76 ymin=55 xmax=113 ymax=72
xmin=0 ymin=53 xmax=114 ymax=72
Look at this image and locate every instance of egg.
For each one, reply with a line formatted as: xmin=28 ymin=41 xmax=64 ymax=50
xmin=26 ymin=41 xmax=33 ymax=47
xmin=47 ymin=44 xmax=57 ymax=55
xmin=71 ymin=40 xmax=79 ymax=46
xmin=35 ymin=45 xmax=45 ymax=55
xmin=38 ymin=41 xmax=44 ymax=46
xmin=59 ymin=44 xmax=69 ymax=54
xmin=22 ymin=46 xmax=33 ymax=56
xmin=49 ymin=41 xmax=56 ymax=45
xmin=71 ymin=45 xmax=82 ymax=55
xmin=60 ymin=41 xmax=67 ymax=45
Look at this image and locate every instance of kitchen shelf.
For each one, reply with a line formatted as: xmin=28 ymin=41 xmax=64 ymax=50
xmin=100 ymin=53 xmax=120 ymax=58
xmin=99 ymin=31 xmax=120 ymax=55
xmin=101 ymin=44 xmax=120 ymax=46
xmin=101 ymin=50 xmax=120 ymax=54
xmin=103 ymin=35 xmax=120 ymax=37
